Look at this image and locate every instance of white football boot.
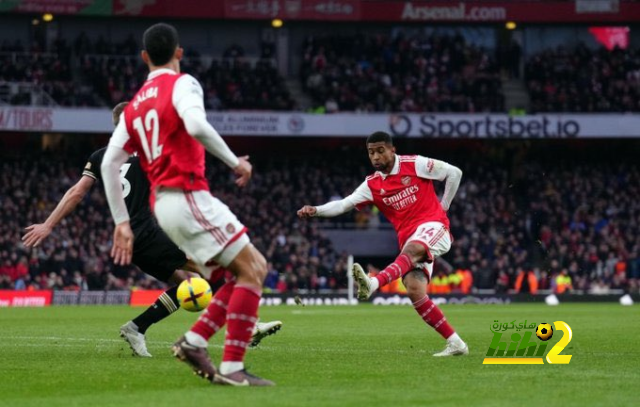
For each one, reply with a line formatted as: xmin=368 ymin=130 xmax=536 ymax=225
xmin=119 ymin=321 xmax=152 ymax=357
xmin=352 ymin=263 xmax=374 ymax=300
xmin=433 ymin=338 xmax=469 ymax=357
xmin=249 ymin=320 xmax=283 ymax=348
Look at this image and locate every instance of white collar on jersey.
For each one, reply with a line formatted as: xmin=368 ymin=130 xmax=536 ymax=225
xmin=147 ymin=68 xmax=178 ymax=80
xmin=376 ymin=154 xmax=400 ymax=179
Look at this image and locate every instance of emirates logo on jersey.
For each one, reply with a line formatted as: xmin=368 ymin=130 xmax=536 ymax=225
xmin=401 ymin=176 xmax=411 ymax=186
xmin=381 ymin=185 xmax=420 ymax=211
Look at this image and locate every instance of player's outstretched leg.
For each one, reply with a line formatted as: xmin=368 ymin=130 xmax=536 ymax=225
xmin=353 ymin=252 xmax=416 ymax=300
xmin=213 ymin=245 xmax=274 ymax=386
xmin=404 ymin=270 xmax=468 ymax=357
xmin=120 ymin=286 xmax=180 ymax=357
xmin=250 ymin=320 xmax=283 ymax=348
xmin=173 ymin=280 xmax=235 ymax=380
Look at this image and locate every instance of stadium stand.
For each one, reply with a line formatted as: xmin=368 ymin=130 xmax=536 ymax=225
xmin=526 ymin=44 xmax=640 ymax=113
xmin=300 ymin=33 xmax=505 ymax=113
xmin=1 ymin=142 xmax=638 ymax=294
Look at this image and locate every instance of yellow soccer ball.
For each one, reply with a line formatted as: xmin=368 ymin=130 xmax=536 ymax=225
xmin=536 ymin=323 xmax=554 ymax=341
xmin=177 ymin=277 xmax=212 ymax=312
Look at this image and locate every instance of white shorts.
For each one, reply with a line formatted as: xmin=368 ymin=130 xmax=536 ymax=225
xmin=153 ymin=189 xmax=250 ymax=279
xmin=402 ymin=221 xmax=452 ymax=280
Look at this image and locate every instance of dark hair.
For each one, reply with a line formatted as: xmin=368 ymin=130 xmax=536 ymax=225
xmin=143 ymin=23 xmax=179 ymax=66
xmin=112 ymin=102 xmax=129 ymax=126
xmin=366 ymin=131 xmax=393 ymax=145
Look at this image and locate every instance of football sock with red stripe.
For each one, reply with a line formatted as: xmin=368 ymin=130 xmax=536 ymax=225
xmin=188 ymin=280 xmax=235 ymax=342
xmin=132 ymin=285 xmax=179 ymax=334
xmin=413 ymin=295 xmax=455 ymax=340
xmin=375 ymin=253 xmax=414 ymax=288
xmin=222 ymin=284 xmax=261 ymax=365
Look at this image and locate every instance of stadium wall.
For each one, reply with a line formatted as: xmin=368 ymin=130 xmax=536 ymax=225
xmin=2 ymin=107 xmax=640 ymax=138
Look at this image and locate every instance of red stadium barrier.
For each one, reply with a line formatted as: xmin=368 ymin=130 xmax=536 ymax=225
xmin=129 ymin=290 xmax=164 ymax=307
xmin=2 ymin=0 xmax=638 ymax=22
xmin=0 ymin=290 xmax=52 ymax=307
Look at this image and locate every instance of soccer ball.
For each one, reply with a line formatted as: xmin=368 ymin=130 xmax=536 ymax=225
xmin=177 ymin=277 xmax=212 ymax=312
xmin=536 ymin=323 xmax=553 ymax=341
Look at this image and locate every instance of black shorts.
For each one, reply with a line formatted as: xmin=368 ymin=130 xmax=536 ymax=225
xmin=132 ymin=226 xmax=188 ymax=283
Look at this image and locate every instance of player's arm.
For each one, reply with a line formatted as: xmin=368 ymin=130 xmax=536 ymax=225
xmin=298 ymin=181 xmax=373 ymax=219
xmin=22 ymin=176 xmax=95 ymax=247
xmin=173 ymin=75 xmax=250 ymax=187
xmin=101 ymin=117 xmax=134 ymax=265
xmin=415 ymin=155 xmax=463 ymax=211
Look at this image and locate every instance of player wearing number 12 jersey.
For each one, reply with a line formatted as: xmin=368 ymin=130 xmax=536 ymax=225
xmin=22 ymin=103 xmax=282 ymax=358
xmin=298 ymin=131 xmax=468 ymax=357
xmin=101 ymin=23 xmax=273 ymax=386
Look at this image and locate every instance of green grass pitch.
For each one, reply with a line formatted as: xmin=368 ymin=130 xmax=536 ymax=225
xmin=0 ymin=303 xmax=638 ymax=407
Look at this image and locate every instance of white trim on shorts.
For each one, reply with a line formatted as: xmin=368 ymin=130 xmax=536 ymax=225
xmin=402 ymin=221 xmax=452 ymax=280
xmin=154 ymin=188 xmax=250 ymax=279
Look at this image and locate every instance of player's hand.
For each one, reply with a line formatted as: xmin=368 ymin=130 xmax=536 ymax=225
xmin=297 ymin=205 xmax=317 ymax=219
xmin=111 ymin=221 xmax=134 ymax=266
xmin=233 ymin=155 xmax=252 ymax=188
xmin=22 ymin=223 xmax=52 ymax=248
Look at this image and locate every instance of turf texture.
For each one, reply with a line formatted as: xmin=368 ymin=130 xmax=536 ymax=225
xmin=0 ymin=303 xmax=638 ymax=407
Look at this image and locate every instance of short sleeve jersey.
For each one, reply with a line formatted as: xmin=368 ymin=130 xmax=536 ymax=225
xmin=110 ymin=70 xmax=209 ymax=208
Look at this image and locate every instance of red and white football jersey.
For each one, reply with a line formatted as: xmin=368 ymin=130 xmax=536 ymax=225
xmin=112 ymin=69 xmax=209 ymax=206
xmin=351 ymin=155 xmax=450 ymax=248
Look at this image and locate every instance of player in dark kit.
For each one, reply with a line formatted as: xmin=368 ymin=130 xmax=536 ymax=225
xmin=22 ymin=102 xmax=282 ymax=357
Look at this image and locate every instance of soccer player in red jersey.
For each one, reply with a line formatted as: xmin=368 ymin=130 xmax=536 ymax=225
xmin=298 ymin=131 xmax=468 ymax=356
xmin=101 ymin=23 xmax=273 ymax=386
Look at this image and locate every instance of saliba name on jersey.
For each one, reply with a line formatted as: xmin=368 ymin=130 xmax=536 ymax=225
xmin=133 ymin=87 xmax=159 ymax=110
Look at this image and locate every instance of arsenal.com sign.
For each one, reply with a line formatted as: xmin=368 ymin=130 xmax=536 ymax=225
xmin=400 ymin=2 xmax=506 ymax=21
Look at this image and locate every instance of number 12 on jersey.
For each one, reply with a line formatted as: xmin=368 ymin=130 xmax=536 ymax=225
xmin=133 ymin=109 xmax=163 ymax=163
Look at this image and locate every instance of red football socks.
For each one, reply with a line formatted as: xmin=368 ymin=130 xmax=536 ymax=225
xmin=222 ymin=284 xmax=261 ymax=362
xmin=413 ymin=295 xmax=455 ymax=339
xmin=375 ymin=253 xmax=414 ymax=287
xmin=189 ymin=280 xmax=235 ymax=340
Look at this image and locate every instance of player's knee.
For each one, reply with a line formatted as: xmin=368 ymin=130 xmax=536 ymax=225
xmin=403 ymin=271 xmax=427 ymax=299
xmin=402 ymin=243 xmax=427 ymax=264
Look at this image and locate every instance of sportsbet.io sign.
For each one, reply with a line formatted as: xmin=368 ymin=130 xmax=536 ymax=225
xmin=1 ymin=107 xmax=639 ymax=138
xmin=388 ymin=114 xmax=584 ymax=138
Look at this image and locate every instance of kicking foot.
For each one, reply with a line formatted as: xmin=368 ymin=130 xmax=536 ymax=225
xmin=352 ymin=263 xmax=373 ymax=300
xmin=433 ymin=341 xmax=469 ymax=357
xmin=119 ymin=321 xmax=152 ymax=357
xmin=172 ymin=336 xmax=217 ymax=382
xmin=214 ymin=369 xmax=275 ymax=386
xmin=250 ymin=320 xmax=283 ymax=348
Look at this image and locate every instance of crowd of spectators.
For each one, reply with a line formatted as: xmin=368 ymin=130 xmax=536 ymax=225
xmin=1 ymin=142 xmax=638 ymax=295
xmin=0 ymin=38 xmax=95 ymax=106
xmin=5 ymin=28 xmax=640 ymax=114
xmin=78 ymin=35 xmax=294 ymax=110
xmin=0 ymin=150 xmax=354 ymax=293
xmin=300 ymin=33 xmax=504 ymax=113
xmin=526 ymin=44 xmax=640 ymax=113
